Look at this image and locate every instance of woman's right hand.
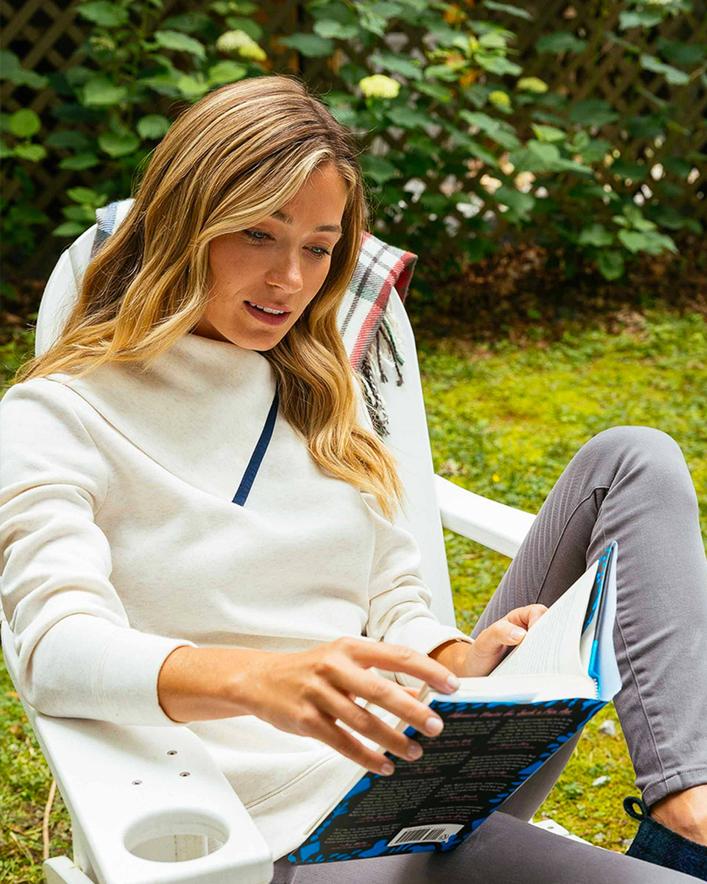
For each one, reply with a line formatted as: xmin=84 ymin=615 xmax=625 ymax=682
xmin=158 ymin=638 xmax=460 ymax=776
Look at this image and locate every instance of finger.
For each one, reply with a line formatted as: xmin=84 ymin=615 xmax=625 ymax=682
xmin=318 ymin=687 xmax=423 ymax=763
xmin=506 ymin=604 xmax=548 ymax=630
xmin=330 ymin=666 xmax=445 ymax=739
xmin=307 ymin=713 xmax=398 ymax=776
xmin=472 ymin=618 xmax=528 ymax=660
xmin=342 ymin=638 xmax=460 ymax=693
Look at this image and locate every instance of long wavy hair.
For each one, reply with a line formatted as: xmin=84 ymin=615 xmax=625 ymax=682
xmin=15 ymin=75 xmax=403 ymax=517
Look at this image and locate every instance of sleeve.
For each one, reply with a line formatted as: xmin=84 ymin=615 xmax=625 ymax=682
xmin=0 ymin=379 xmax=195 ymax=726
xmin=362 ymin=492 xmax=473 ymax=686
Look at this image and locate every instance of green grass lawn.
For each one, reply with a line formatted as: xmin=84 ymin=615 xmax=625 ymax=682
xmin=1 ymin=307 xmax=705 ymax=879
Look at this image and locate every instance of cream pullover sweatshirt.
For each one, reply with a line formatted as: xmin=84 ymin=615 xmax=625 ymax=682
xmin=0 ymin=332 xmax=472 ymax=859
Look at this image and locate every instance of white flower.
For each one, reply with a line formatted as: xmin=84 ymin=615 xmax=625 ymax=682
xmin=216 ymin=30 xmax=265 ymax=61
xmin=359 ymin=74 xmax=400 ymax=99
xmin=489 ymin=90 xmax=511 ymax=108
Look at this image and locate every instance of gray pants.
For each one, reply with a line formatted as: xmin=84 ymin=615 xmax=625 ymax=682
xmin=274 ymin=427 xmax=707 ymax=882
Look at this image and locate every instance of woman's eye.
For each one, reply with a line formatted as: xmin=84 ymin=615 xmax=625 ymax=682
xmin=243 ymin=229 xmax=331 ymax=258
xmin=244 ymin=229 xmax=270 ymax=242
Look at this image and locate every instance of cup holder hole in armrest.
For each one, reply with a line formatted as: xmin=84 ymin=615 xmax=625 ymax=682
xmin=124 ymin=810 xmax=228 ymax=863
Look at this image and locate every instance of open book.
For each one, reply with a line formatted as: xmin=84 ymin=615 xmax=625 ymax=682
xmin=288 ymin=542 xmax=621 ymax=865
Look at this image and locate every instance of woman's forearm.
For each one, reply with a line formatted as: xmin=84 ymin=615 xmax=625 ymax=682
xmin=157 ymin=644 xmax=268 ymax=722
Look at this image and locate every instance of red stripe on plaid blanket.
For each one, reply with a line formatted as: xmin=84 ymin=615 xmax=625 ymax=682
xmin=349 ymin=250 xmax=416 ymax=368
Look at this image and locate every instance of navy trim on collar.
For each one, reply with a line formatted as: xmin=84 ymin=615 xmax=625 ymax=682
xmin=232 ymin=388 xmax=279 ymax=506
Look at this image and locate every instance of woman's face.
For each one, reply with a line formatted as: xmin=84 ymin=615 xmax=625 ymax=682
xmin=193 ymin=162 xmax=348 ymax=350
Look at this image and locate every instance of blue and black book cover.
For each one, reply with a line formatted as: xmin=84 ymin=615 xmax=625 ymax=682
xmin=288 ymin=543 xmax=619 ymax=865
xmin=288 ymin=696 xmax=604 ymax=864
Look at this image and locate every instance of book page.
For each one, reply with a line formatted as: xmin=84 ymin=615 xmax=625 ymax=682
xmin=485 ymin=560 xmax=599 ymax=681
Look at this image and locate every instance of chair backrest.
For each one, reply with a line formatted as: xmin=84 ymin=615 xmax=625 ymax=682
xmin=34 ymin=223 xmax=456 ymax=627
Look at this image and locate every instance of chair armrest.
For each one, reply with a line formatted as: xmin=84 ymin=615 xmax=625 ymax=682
xmin=1 ymin=620 xmax=273 ymax=884
xmin=434 ymin=475 xmax=536 ymax=558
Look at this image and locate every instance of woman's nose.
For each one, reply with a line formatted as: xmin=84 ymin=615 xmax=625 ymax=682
xmin=265 ymin=252 xmax=303 ymax=293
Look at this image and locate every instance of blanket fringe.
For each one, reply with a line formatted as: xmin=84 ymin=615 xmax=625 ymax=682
xmin=359 ymin=318 xmax=405 ymax=438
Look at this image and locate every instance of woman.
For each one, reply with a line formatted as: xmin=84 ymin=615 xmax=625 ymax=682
xmin=1 ymin=75 xmax=705 ymax=882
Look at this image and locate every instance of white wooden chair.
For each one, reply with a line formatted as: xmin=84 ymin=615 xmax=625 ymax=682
xmin=1 ymin=220 xmax=586 ymax=884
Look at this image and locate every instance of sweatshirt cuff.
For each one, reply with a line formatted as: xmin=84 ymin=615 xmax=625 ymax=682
xmin=28 ymin=614 xmax=196 ymax=726
xmin=388 ymin=620 xmax=473 ymax=688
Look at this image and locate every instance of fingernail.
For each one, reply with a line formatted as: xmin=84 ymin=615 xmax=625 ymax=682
xmin=381 ymin=762 xmax=395 ymax=776
xmin=446 ymin=674 xmax=461 ymax=691
xmin=511 ymin=627 xmax=526 ymax=641
xmin=425 ymin=716 xmax=444 ymax=736
xmin=406 ymin=743 xmax=423 ymax=761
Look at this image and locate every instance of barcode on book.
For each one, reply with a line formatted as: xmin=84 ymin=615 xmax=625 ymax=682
xmin=388 ymin=823 xmax=463 ymax=847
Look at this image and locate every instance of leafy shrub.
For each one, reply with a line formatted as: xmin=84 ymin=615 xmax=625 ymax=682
xmin=0 ymin=51 xmax=51 ymax=302
xmin=1 ymin=0 xmax=704 ymax=291
xmin=42 ymin=0 xmax=267 ymax=238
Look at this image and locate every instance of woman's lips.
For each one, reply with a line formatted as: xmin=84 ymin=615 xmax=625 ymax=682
xmin=243 ymin=301 xmax=291 ymax=326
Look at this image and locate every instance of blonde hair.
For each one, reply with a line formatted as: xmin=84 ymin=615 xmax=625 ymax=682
xmin=15 ymin=75 xmax=403 ymax=517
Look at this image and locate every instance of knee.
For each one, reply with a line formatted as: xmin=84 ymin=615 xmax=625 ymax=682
xmin=588 ymin=426 xmax=690 ymax=486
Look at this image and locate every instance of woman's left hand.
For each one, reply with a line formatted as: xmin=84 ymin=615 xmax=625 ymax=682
xmin=430 ymin=604 xmax=548 ymax=678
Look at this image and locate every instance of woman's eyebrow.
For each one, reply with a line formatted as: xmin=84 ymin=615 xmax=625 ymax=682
xmin=271 ymin=209 xmax=342 ymax=233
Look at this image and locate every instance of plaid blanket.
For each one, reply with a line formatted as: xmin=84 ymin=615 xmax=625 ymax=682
xmin=92 ymin=201 xmax=417 ymax=436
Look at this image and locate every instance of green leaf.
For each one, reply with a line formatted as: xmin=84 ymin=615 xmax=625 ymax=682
xmin=8 ymin=109 xmax=41 ymax=138
xmin=328 ymin=104 xmax=358 ymax=126
xmin=639 ymin=54 xmax=689 ymax=85
xmin=610 ymin=159 xmax=648 ymax=181
xmin=424 ymin=64 xmax=460 ymax=82
xmin=98 ymin=130 xmax=140 ymax=157
xmin=0 ymin=50 xmax=48 ymax=88
xmin=224 ymin=15 xmax=263 ymax=40
xmin=154 ymin=30 xmax=206 ymax=59
xmin=576 ymin=137 xmax=611 ymax=164
xmin=67 ymin=186 xmax=103 ymax=205
xmin=466 ymin=138 xmax=499 ymax=167
xmin=527 ymin=140 xmax=561 ymax=165
xmin=53 ymin=221 xmax=89 ymax=237
xmin=494 ymin=185 xmax=535 ymax=220
xmin=459 ymin=111 xmax=519 ymax=149
xmin=619 ymin=10 xmax=663 ymax=30
xmin=478 ymin=32 xmax=508 ymax=49
xmin=0 ymin=138 xmax=12 ymax=158
xmin=387 ymin=105 xmax=430 ymax=128
xmin=536 ymin=32 xmax=587 ymax=55
xmin=663 ymin=155 xmax=693 ymax=178
xmin=578 ymin=224 xmax=613 ymax=247
xmin=46 ymin=130 xmax=91 ymax=150
xmin=13 ymin=142 xmax=46 ymax=162
xmin=417 ymin=80 xmax=453 ymax=102
xmin=279 ymin=33 xmax=334 ymax=57
xmin=627 ymin=114 xmax=665 ymax=140
xmin=63 ymin=204 xmax=98 ymax=222
xmin=482 ymin=1 xmax=533 ymax=20
xmin=83 ymin=76 xmax=128 ymax=106
xmin=313 ymin=19 xmax=359 ymax=40
xmin=162 ymin=12 xmax=214 ymax=34
xmin=176 ymin=74 xmax=209 ymax=99
xmin=531 ymin=123 xmax=565 ymax=142
xmin=360 ymin=153 xmax=398 ymax=184
xmin=656 ymin=38 xmax=706 ymax=68
xmin=137 ymin=114 xmax=171 ymax=139
xmin=596 ymin=249 xmax=624 ymax=280
xmin=59 ymin=152 xmax=99 ymax=170
xmin=649 ymin=204 xmax=701 ymax=232
xmin=618 ymin=229 xmax=676 ymax=255
xmin=207 ymin=61 xmax=247 ymax=86
xmin=77 ymin=1 xmax=129 ymax=27
xmin=475 ymin=53 xmax=522 ymax=76
xmin=569 ymin=100 xmax=619 ymax=128
xmin=370 ymin=51 xmax=423 ymax=80
xmin=420 ymin=191 xmax=449 ymax=213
